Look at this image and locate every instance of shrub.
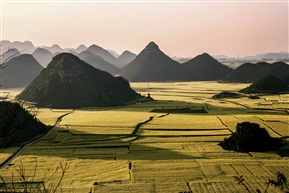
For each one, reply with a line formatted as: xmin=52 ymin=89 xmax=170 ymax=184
xmin=219 ymin=122 xmax=284 ymax=152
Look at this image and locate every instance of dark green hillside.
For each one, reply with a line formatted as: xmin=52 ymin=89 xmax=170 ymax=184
xmin=17 ymin=53 xmax=141 ymax=108
xmin=78 ymin=51 xmax=120 ymax=75
xmin=1 ymin=54 xmax=43 ymax=88
xmin=240 ymin=76 xmax=288 ymax=94
xmin=119 ymin=42 xmax=179 ymax=82
xmin=279 ymin=70 xmax=289 ymax=85
xmin=0 ymin=101 xmax=49 ymax=147
xmin=223 ymin=62 xmax=289 ymax=83
xmin=178 ymin=53 xmax=232 ymax=81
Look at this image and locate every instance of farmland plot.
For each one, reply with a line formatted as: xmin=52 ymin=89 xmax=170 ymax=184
xmin=1 ymin=82 xmax=288 ymax=193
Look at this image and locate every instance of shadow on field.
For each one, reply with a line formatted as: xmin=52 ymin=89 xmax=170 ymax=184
xmin=74 ymin=100 xmax=287 ymax=116
xmin=21 ymin=127 xmax=197 ymax=160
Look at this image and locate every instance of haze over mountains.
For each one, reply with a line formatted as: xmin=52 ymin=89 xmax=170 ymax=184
xmin=1 ymin=54 xmax=43 ymax=88
xmin=77 ymin=51 xmax=120 ymax=75
xmin=1 ymin=40 xmax=289 ymax=89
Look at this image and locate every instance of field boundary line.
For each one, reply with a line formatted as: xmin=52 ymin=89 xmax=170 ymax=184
xmin=0 ymin=111 xmax=73 ymax=170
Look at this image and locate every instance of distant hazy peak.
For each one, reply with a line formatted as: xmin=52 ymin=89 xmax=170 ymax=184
xmin=87 ymin=44 xmax=102 ymax=50
xmin=51 ymin=44 xmax=62 ymax=49
xmin=33 ymin=47 xmax=52 ymax=54
xmin=122 ymin=50 xmax=134 ymax=55
xmin=77 ymin=44 xmax=87 ymax=52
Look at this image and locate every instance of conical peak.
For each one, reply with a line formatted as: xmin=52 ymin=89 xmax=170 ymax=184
xmin=145 ymin=41 xmax=159 ymax=51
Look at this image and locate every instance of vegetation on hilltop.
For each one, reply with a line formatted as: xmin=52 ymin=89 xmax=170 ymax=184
xmin=17 ymin=53 xmax=143 ymax=108
xmin=0 ymin=101 xmax=50 ymax=148
xmin=222 ymin=61 xmax=289 ymax=83
xmin=240 ymin=76 xmax=289 ymax=94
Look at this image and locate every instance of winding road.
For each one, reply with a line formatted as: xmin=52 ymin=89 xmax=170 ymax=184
xmin=0 ymin=112 xmax=72 ymax=170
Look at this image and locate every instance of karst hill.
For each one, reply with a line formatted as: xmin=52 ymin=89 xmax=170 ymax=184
xmin=17 ymin=53 xmax=141 ymax=108
xmin=120 ymin=42 xmax=179 ymax=81
xmin=120 ymin=42 xmax=232 ymax=82
xmin=1 ymin=54 xmax=43 ymax=88
xmin=223 ymin=61 xmax=289 ymax=83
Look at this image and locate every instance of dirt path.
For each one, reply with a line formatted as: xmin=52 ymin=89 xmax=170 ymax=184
xmin=0 ymin=112 xmax=72 ymax=170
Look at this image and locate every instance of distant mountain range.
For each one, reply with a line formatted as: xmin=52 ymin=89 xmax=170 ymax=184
xmin=1 ymin=40 xmax=288 ymax=86
xmin=17 ymin=53 xmax=141 ymax=108
xmin=213 ymin=52 xmax=289 ymax=61
xmin=86 ymin=44 xmax=126 ymax=68
xmin=1 ymin=40 xmax=136 ymax=68
xmin=77 ymin=51 xmax=120 ymax=75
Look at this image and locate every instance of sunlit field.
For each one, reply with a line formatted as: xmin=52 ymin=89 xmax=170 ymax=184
xmin=1 ymin=82 xmax=288 ymax=192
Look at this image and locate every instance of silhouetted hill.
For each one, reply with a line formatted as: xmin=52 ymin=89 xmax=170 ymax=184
xmin=78 ymin=51 xmax=120 ymax=75
xmin=86 ymin=45 xmax=125 ymax=68
xmin=119 ymin=42 xmax=179 ymax=81
xmin=178 ymin=53 xmax=233 ymax=81
xmin=240 ymin=76 xmax=289 ymax=93
xmin=223 ymin=62 xmax=289 ymax=83
xmin=32 ymin=48 xmax=53 ymax=67
xmin=279 ymin=70 xmax=289 ymax=85
xmin=118 ymin=50 xmax=137 ymax=66
xmin=17 ymin=53 xmax=140 ymax=108
xmin=1 ymin=54 xmax=43 ymax=88
xmin=76 ymin=44 xmax=87 ymax=53
xmin=0 ymin=101 xmax=50 ymax=148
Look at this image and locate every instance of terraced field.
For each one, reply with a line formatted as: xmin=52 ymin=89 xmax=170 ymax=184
xmin=0 ymin=82 xmax=288 ymax=192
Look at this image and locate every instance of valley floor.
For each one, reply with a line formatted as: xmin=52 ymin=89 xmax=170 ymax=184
xmin=1 ymin=82 xmax=289 ymax=193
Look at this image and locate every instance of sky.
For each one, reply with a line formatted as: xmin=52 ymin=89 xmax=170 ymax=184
xmin=1 ymin=0 xmax=288 ymax=57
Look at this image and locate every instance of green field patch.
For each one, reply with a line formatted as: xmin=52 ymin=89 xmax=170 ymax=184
xmin=130 ymin=143 xmax=183 ymax=151
xmin=141 ymin=114 xmax=227 ymax=130
xmin=74 ymin=147 xmax=129 ymax=155
xmin=249 ymin=151 xmax=283 ymax=159
xmin=182 ymin=142 xmax=225 ymax=152
xmin=134 ymin=136 xmax=227 ymax=143
xmin=263 ymin=121 xmax=289 ymax=137
xmin=151 ymin=108 xmax=207 ymax=113
xmin=67 ymin=126 xmax=134 ymax=135
xmin=117 ymin=149 xmax=196 ymax=160
xmin=137 ymin=129 xmax=231 ymax=136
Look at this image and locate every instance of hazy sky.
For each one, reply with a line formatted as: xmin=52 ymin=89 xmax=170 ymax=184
xmin=1 ymin=0 xmax=288 ymax=57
